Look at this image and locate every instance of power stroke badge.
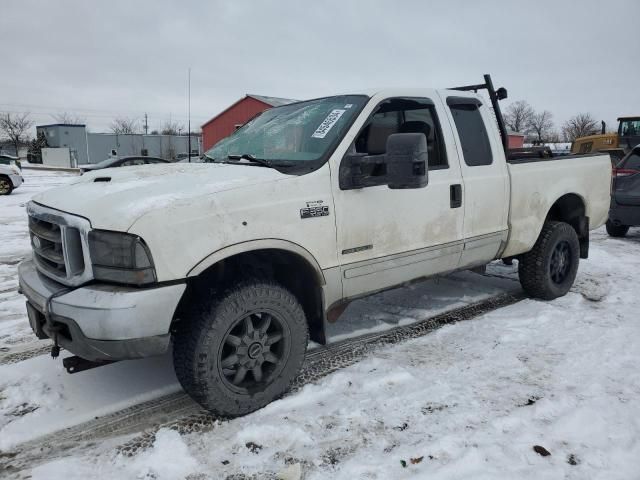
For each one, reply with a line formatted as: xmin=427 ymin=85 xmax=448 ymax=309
xmin=300 ymin=200 xmax=329 ymax=219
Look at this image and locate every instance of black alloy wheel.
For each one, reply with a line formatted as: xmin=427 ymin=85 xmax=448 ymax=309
xmin=172 ymin=279 xmax=309 ymax=417
xmin=549 ymin=240 xmax=572 ymax=284
xmin=218 ymin=311 xmax=288 ymax=394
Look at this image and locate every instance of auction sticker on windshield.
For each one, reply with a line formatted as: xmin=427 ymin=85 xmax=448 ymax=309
xmin=311 ymin=109 xmax=346 ymax=139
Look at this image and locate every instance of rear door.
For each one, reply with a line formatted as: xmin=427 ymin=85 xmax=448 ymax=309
xmin=613 ymin=150 xmax=640 ymax=206
xmin=332 ymin=94 xmax=466 ymax=299
xmin=442 ymin=94 xmax=509 ymax=268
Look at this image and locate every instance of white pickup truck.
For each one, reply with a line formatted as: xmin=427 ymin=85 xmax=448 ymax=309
xmin=0 ymin=161 xmax=23 ymax=195
xmin=18 ymin=76 xmax=611 ymax=416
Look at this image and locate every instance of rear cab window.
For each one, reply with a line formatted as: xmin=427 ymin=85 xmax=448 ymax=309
xmin=447 ymin=98 xmax=493 ymax=167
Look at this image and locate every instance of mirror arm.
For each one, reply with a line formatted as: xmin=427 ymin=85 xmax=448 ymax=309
xmin=339 ymin=153 xmax=387 ymax=190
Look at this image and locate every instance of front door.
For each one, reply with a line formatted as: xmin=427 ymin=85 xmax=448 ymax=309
xmin=332 ymin=95 xmax=466 ymax=299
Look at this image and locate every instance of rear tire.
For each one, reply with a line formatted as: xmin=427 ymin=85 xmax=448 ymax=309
xmin=173 ymin=279 xmax=308 ymax=417
xmin=605 ymin=220 xmax=629 ymax=238
xmin=518 ymin=221 xmax=580 ymax=300
xmin=0 ymin=176 xmax=13 ymax=195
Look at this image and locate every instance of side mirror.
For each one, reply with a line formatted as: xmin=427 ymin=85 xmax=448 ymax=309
xmin=386 ymin=133 xmax=428 ymax=189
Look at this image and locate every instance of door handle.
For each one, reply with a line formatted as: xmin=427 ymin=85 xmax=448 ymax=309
xmin=450 ymin=184 xmax=462 ymax=208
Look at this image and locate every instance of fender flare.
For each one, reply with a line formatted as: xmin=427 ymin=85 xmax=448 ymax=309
xmin=186 ymin=238 xmax=326 ymax=285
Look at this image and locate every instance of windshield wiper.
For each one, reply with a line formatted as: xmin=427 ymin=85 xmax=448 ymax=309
xmin=226 ymin=154 xmax=274 ymax=168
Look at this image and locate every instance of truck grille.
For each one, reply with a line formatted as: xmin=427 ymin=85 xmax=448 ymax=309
xmin=27 ymin=202 xmax=93 ymax=286
xmin=30 ymin=217 xmax=68 ymax=276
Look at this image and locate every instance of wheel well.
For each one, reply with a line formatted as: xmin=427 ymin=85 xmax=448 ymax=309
xmin=545 ymin=193 xmax=589 ymax=258
xmin=174 ymin=249 xmax=326 ymax=344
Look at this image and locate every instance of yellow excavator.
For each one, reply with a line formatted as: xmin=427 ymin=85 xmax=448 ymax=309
xmin=571 ymin=117 xmax=640 ymax=162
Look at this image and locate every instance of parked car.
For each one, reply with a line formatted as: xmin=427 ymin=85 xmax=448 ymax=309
xmin=0 ymin=153 xmax=22 ymax=170
xmin=178 ymin=155 xmax=204 ymax=163
xmin=606 ymin=145 xmax=640 ymax=237
xmin=19 ymin=75 xmax=611 ymax=417
xmin=175 ymin=152 xmax=201 ymax=162
xmin=0 ymin=163 xmax=24 ymax=195
xmin=79 ymin=156 xmax=169 ymax=174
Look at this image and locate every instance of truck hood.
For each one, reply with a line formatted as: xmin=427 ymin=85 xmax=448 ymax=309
xmin=33 ymin=163 xmax=289 ymax=231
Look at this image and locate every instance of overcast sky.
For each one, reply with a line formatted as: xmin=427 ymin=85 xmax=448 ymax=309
xmin=1 ymin=0 xmax=638 ymax=136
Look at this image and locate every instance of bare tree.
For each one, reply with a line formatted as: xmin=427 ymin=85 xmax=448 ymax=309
xmin=545 ymin=130 xmax=563 ymax=143
xmin=529 ymin=110 xmax=554 ymax=143
xmin=52 ymin=112 xmax=86 ymax=125
xmin=0 ymin=112 xmax=34 ymax=157
xmin=161 ymin=120 xmax=185 ymax=136
xmin=562 ymin=113 xmax=599 ymax=142
xmin=110 ymin=117 xmax=140 ymax=135
xmin=504 ymin=100 xmax=534 ymax=133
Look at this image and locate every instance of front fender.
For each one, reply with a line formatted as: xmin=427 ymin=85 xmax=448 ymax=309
xmin=187 ymin=238 xmax=326 ymax=285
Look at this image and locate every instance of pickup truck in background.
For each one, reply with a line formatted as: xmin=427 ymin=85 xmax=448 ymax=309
xmin=18 ymin=76 xmax=611 ymax=416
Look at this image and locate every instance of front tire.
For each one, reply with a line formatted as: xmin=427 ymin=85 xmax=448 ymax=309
xmin=0 ymin=176 xmax=13 ymax=195
xmin=518 ymin=221 xmax=580 ymax=300
xmin=605 ymin=220 xmax=629 ymax=238
xmin=173 ymin=280 xmax=308 ymax=417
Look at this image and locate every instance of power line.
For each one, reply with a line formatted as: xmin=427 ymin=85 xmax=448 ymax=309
xmin=0 ymin=104 xmax=210 ymax=121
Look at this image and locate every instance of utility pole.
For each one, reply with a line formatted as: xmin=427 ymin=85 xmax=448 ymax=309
xmin=144 ymin=113 xmax=148 ymax=134
xmin=187 ymin=68 xmax=191 ymax=163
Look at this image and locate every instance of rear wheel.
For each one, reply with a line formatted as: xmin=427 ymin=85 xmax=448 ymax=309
xmin=518 ymin=221 xmax=580 ymax=300
xmin=0 ymin=176 xmax=13 ymax=195
xmin=605 ymin=220 xmax=629 ymax=238
xmin=173 ymin=279 xmax=308 ymax=416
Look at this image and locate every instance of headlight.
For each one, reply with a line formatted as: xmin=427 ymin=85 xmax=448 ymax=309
xmin=88 ymin=230 xmax=157 ymax=285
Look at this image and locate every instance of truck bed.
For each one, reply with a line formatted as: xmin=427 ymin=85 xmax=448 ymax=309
xmin=501 ymin=153 xmax=612 ymax=258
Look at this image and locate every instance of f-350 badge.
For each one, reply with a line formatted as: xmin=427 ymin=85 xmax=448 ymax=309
xmin=300 ymin=200 xmax=329 ymax=219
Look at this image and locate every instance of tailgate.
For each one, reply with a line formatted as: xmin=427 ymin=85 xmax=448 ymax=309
xmin=613 ymin=173 xmax=640 ymax=206
xmin=612 ymin=152 xmax=640 ymax=205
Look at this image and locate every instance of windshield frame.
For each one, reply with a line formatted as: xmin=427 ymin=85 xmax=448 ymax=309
xmin=205 ymin=94 xmax=370 ymax=175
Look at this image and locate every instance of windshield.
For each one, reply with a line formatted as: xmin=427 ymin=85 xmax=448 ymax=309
xmin=90 ymin=158 xmax=119 ymax=168
xmin=205 ymin=95 xmax=367 ymax=167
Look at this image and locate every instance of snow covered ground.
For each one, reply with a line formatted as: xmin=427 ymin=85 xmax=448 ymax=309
xmin=1 ymin=169 xmax=639 ymax=479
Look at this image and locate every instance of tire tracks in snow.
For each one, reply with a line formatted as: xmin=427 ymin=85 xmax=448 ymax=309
xmin=1 ymin=292 xmax=524 ymax=475
xmin=0 ymin=344 xmax=51 ymax=366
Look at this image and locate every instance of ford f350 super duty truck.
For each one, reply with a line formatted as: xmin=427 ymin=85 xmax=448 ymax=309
xmin=18 ymin=76 xmax=611 ymax=416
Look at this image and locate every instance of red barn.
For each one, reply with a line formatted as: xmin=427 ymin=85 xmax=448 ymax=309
xmin=507 ymin=130 xmax=525 ymax=149
xmin=201 ymin=94 xmax=296 ymax=151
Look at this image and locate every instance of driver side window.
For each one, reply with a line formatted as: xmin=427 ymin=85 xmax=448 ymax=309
xmin=353 ymin=98 xmax=448 ymax=169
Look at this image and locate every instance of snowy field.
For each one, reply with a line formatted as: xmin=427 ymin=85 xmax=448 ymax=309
xmin=1 ymin=169 xmax=639 ymax=479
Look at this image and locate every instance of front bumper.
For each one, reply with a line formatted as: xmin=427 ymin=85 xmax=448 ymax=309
xmin=9 ymin=173 xmax=23 ymax=188
xmin=18 ymin=259 xmax=186 ymax=362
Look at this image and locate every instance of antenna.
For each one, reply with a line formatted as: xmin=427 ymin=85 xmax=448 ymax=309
xmin=188 ymin=68 xmax=191 ymax=163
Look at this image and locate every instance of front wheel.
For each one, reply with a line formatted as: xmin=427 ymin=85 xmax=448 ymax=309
xmin=605 ymin=220 xmax=629 ymax=238
xmin=173 ymin=280 xmax=308 ymax=417
xmin=518 ymin=221 xmax=580 ymax=300
xmin=0 ymin=176 xmax=13 ymax=195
